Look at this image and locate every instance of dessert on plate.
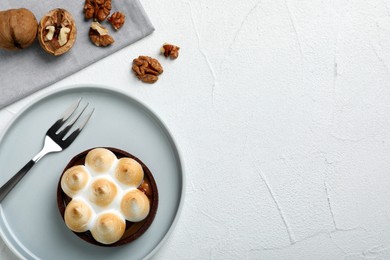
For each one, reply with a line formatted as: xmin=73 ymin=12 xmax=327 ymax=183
xmin=57 ymin=147 xmax=158 ymax=246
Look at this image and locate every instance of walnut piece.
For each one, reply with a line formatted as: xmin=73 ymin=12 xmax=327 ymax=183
xmin=58 ymin=27 xmax=71 ymax=46
xmin=84 ymin=0 xmax=112 ymax=22
xmin=107 ymin=12 xmax=125 ymax=30
xmin=89 ymin=21 xmax=114 ymax=47
xmin=161 ymin=43 xmax=180 ymax=59
xmin=45 ymin=26 xmax=55 ymax=41
xmin=132 ymin=56 xmax=163 ymax=84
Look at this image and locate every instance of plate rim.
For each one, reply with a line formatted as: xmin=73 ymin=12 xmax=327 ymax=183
xmin=0 ymin=84 xmax=186 ymax=260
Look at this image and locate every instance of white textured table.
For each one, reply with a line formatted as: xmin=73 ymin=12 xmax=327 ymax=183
xmin=2 ymin=0 xmax=390 ymax=259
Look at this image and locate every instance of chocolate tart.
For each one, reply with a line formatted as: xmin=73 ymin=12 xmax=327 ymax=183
xmin=57 ymin=147 xmax=158 ymax=247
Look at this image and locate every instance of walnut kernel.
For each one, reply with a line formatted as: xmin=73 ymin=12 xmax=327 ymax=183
xmin=45 ymin=26 xmax=55 ymax=41
xmin=58 ymin=27 xmax=71 ymax=46
xmin=161 ymin=43 xmax=180 ymax=59
xmin=132 ymin=56 xmax=163 ymax=84
xmin=84 ymin=0 xmax=112 ymax=22
xmin=89 ymin=21 xmax=114 ymax=47
xmin=107 ymin=12 xmax=125 ymax=30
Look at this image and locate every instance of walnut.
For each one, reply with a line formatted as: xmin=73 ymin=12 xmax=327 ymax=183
xmin=161 ymin=43 xmax=180 ymax=59
xmin=84 ymin=0 xmax=112 ymax=22
xmin=0 ymin=8 xmax=38 ymax=50
xmin=89 ymin=21 xmax=114 ymax=47
xmin=107 ymin=12 xmax=125 ymax=30
xmin=132 ymin=56 xmax=163 ymax=84
xmin=38 ymin=9 xmax=77 ymax=56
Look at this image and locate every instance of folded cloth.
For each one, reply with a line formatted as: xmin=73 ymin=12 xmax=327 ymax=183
xmin=0 ymin=0 xmax=154 ymax=108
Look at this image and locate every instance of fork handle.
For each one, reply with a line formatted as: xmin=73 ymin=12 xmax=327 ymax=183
xmin=0 ymin=160 xmax=35 ymax=203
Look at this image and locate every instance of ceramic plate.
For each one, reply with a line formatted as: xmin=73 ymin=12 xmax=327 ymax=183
xmin=0 ymin=85 xmax=185 ymax=260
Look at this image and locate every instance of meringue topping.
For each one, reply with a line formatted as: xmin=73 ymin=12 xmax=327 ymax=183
xmin=90 ymin=178 xmax=118 ymax=207
xmin=61 ymin=165 xmax=90 ymax=197
xmin=64 ymin=199 xmax=93 ymax=232
xmin=91 ymin=212 xmax=126 ymax=245
xmin=115 ymin=158 xmax=144 ymax=187
xmin=85 ymin=148 xmax=116 ymax=173
xmin=61 ymin=148 xmax=152 ymax=245
xmin=120 ymin=189 xmax=150 ymax=222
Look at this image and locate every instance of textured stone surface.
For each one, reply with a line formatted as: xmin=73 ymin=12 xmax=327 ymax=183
xmin=2 ymin=0 xmax=390 ymax=259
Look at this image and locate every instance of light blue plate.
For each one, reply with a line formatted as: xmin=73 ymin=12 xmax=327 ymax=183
xmin=0 ymin=85 xmax=185 ymax=260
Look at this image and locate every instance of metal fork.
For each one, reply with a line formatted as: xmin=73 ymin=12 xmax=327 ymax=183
xmin=0 ymin=98 xmax=94 ymax=202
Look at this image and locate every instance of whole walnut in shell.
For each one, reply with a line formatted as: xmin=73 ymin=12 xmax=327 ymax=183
xmin=0 ymin=8 xmax=38 ymax=50
xmin=38 ymin=9 xmax=77 ymax=56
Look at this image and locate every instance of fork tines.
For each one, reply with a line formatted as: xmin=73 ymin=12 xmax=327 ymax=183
xmin=47 ymin=98 xmax=94 ymax=148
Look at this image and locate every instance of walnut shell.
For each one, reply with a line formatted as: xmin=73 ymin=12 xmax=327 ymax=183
xmin=38 ymin=9 xmax=77 ymax=56
xmin=0 ymin=8 xmax=38 ymax=50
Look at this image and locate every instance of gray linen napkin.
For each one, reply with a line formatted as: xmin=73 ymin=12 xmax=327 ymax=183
xmin=0 ymin=0 xmax=154 ymax=108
